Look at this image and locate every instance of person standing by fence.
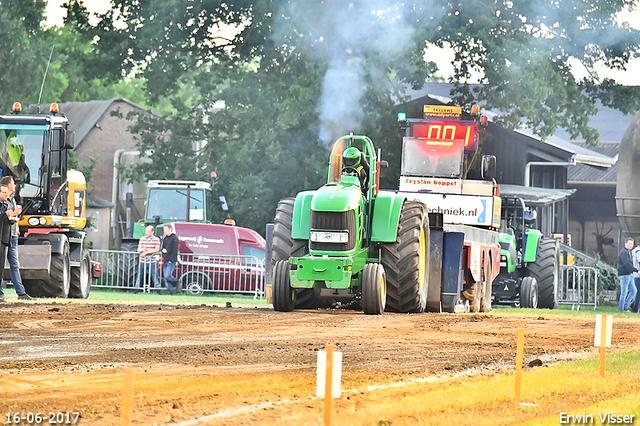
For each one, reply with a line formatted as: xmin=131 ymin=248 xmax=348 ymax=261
xmin=0 ymin=184 xmax=20 ymax=302
xmin=161 ymin=223 xmax=180 ymax=295
xmin=0 ymin=176 xmax=34 ymax=300
xmin=133 ymin=225 xmax=160 ymax=294
xmin=617 ymin=237 xmax=637 ymax=312
xmin=631 ymin=237 xmax=640 ymax=313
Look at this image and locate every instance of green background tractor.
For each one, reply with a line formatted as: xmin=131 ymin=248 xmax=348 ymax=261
xmin=270 ymin=135 xmax=430 ymax=314
xmin=492 ymin=196 xmax=560 ymax=309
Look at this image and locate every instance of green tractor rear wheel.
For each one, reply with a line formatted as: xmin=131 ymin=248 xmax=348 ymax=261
xmin=381 ymin=201 xmax=429 ymax=313
xmin=273 ymin=260 xmax=295 ymax=312
xmin=361 ymin=263 xmax=386 ymax=315
xmin=272 ymin=198 xmax=320 ymax=309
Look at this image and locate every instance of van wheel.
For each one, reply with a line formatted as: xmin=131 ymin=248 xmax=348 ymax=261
xmin=181 ymin=275 xmax=205 ymax=296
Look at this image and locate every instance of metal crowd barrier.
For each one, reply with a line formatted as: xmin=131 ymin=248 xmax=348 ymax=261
xmin=90 ymin=250 xmax=266 ymax=298
xmin=559 ymin=265 xmax=598 ymax=310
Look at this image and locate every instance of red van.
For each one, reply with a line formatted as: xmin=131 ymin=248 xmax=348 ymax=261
xmin=167 ymin=222 xmax=266 ymax=295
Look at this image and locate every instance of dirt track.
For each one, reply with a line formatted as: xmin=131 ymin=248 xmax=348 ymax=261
xmin=1 ymin=301 xmax=639 ymax=425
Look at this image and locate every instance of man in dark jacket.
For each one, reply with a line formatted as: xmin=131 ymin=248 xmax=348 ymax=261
xmin=161 ymin=223 xmax=180 ymax=295
xmin=617 ymin=237 xmax=637 ymax=311
xmin=0 ymin=176 xmax=34 ymax=300
xmin=0 ymin=184 xmax=20 ymax=302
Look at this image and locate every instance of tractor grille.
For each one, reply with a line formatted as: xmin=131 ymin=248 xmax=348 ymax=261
xmin=310 ymin=210 xmax=356 ymax=251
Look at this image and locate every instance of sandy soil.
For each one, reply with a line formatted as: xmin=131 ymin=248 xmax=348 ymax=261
xmin=1 ymin=301 xmax=639 ymax=426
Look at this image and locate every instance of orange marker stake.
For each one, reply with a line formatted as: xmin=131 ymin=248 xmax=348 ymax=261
xmin=514 ymin=328 xmax=524 ymax=405
xmin=324 ymin=344 xmax=334 ymax=426
xmin=121 ymin=369 xmax=134 ymax=426
xmin=600 ymin=315 xmax=607 ymax=377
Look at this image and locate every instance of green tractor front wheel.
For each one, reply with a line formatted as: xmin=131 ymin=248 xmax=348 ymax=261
xmin=272 ymin=260 xmax=295 ymax=312
xmin=362 ymin=263 xmax=386 ymax=315
xmin=519 ymin=276 xmax=538 ymax=308
xmin=272 ymin=197 xmax=320 ymax=309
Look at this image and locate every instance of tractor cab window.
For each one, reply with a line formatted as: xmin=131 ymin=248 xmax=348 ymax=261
xmin=50 ymin=131 xmax=61 ymax=176
xmin=49 ymin=129 xmax=68 ymax=215
xmin=0 ymin=126 xmax=44 ymax=191
xmin=146 ymin=188 xmax=206 ymax=222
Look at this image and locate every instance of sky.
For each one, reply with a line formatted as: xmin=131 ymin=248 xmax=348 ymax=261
xmin=46 ymin=0 xmax=640 ymax=86
xmin=45 ymin=0 xmax=111 ymax=26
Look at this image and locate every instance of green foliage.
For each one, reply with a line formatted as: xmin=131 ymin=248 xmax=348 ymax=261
xmin=427 ymin=0 xmax=640 ymax=144
xmin=0 ymin=5 xmax=48 ymax=112
xmin=61 ymin=0 xmax=640 ymax=235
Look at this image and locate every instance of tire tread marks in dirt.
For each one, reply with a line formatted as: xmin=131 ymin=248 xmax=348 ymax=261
xmin=528 ymin=238 xmax=559 ymax=309
xmin=381 ymin=201 xmax=429 ymax=313
xmin=272 ymin=198 xmax=319 ymax=309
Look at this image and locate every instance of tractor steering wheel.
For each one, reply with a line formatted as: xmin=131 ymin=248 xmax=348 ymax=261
xmin=342 ymin=167 xmax=359 ymax=177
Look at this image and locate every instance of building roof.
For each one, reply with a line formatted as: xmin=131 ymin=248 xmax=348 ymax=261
xmin=52 ymin=98 xmax=150 ymax=149
xmin=567 ymin=141 xmax=620 ymax=186
xmin=552 ymin=100 xmax=635 ymax=143
xmin=514 ymin=129 xmax=616 ymax=168
xmin=87 ymin=194 xmax=115 ymax=208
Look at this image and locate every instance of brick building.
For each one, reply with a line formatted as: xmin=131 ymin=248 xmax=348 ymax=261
xmin=55 ymin=98 xmax=152 ymax=249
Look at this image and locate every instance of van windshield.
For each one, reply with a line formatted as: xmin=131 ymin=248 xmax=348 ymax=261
xmin=146 ymin=188 xmax=206 ymax=221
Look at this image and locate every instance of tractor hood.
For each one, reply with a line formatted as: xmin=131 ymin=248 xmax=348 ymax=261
xmin=311 ymin=178 xmax=363 ymax=212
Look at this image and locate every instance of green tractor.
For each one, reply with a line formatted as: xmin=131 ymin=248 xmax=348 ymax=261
xmin=271 ymin=134 xmax=430 ymax=314
xmin=492 ymin=196 xmax=560 ymax=309
xmin=117 ymin=180 xmax=219 ymax=285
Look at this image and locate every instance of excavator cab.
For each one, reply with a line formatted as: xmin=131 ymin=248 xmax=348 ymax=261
xmin=0 ymin=102 xmax=91 ymax=299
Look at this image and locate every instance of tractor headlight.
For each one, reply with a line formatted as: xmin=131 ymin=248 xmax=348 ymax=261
xmin=310 ymin=231 xmax=349 ymax=244
xmin=27 ymin=217 xmax=47 ymax=226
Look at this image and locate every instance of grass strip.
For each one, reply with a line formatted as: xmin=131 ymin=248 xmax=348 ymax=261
xmin=338 ymin=350 xmax=640 ymax=426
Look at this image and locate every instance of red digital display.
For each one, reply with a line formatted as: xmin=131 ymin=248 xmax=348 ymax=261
xmin=411 ymin=121 xmax=478 ymax=151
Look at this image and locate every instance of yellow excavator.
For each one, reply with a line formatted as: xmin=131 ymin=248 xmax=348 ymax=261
xmin=0 ymin=102 xmax=91 ymax=298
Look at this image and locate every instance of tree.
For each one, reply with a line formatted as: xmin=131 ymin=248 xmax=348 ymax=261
xmin=0 ymin=3 xmax=49 ymax=112
xmin=423 ymin=0 xmax=640 ymax=144
xmin=73 ymin=0 xmax=640 ymax=232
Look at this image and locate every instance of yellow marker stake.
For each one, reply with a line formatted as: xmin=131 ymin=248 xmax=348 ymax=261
xmin=121 ymin=369 xmax=134 ymax=426
xmin=324 ymin=344 xmax=334 ymax=426
xmin=600 ymin=315 xmax=607 ymax=377
xmin=514 ymin=328 xmax=524 ymax=405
